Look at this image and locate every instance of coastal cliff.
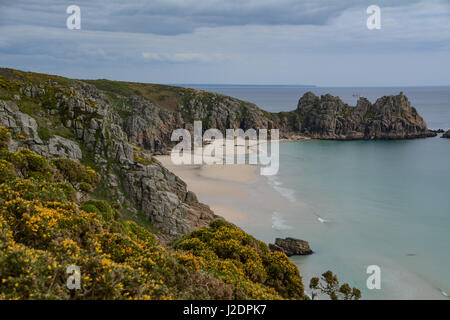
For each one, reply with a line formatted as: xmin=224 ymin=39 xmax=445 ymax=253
xmin=0 ymin=68 xmax=437 ymax=241
xmin=0 ymin=70 xmax=218 ymax=241
xmin=0 ymin=68 xmax=307 ymax=300
xmin=85 ymin=80 xmax=436 ymax=155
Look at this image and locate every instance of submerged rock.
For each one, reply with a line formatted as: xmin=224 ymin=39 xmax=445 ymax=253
xmin=269 ymin=237 xmax=313 ymax=256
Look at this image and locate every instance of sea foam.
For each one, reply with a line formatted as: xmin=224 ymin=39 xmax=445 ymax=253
xmin=271 ymin=211 xmax=292 ymax=231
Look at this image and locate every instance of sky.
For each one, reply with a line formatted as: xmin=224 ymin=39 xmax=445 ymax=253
xmin=0 ymin=0 xmax=450 ymax=86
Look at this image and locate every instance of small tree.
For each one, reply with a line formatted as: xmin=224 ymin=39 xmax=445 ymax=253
xmin=310 ymin=270 xmax=361 ymax=300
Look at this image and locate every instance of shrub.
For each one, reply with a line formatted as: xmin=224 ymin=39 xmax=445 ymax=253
xmin=81 ymin=200 xmax=114 ymax=221
xmin=0 ymin=127 xmax=10 ymax=150
xmin=0 ymin=160 xmax=15 ymax=184
xmin=174 ymin=220 xmax=306 ymax=300
xmin=0 ymin=140 xmax=235 ymax=300
xmin=8 ymin=149 xmax=53 ymax=180
xmin=0 ymin=126 xmax=308 ymax=300
xmin=310 ymin=270 xmax=361 ymax=300
xmin=51 ymin=158 xmax=100 ymax=190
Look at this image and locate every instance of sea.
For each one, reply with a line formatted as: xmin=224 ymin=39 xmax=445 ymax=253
xmin=187 ymin=85 xmax=450 ymax=300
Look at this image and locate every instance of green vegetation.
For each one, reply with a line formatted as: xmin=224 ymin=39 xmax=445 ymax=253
xmin=174 ymin=220 xmax=306 ymax=299
xmin=51 ymin=158 xmax=100 ymax=191
xmin=0 ymin=69 xmax=74 ymax=143
xmin=0 ymin=69 xmax=362 ymax=300
xmin=133 ymin=153 xmax=156 ymax=166
xmin=310 ymin=271 xmax=361 ymax=300
xmin=84 ymin=79 xmax=190 ymax=112
xmin=0 ymin=126 xmax=308 ymax=300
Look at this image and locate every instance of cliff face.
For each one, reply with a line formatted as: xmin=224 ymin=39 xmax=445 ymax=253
xmin=0 ymin=69 xmax=217 ymax=240
xmin=111 ymin=88 xmax=436 ymax=153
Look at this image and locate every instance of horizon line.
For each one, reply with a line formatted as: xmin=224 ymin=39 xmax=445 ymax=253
xmin=167 ymin=83 xmax=450 ymax=88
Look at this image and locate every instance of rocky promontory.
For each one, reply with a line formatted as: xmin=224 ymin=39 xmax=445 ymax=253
xmin=269 ymin=238 xmax=314 ymax=256
xmin=118 ymin=90 xmax=437 ymax=153
xmin=294 ymin=92 xmax=436 ymax=140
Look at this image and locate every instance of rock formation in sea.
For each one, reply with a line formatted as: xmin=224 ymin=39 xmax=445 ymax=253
xmin=269 ymin=238 xmax=314 ymax=256
xmin=442 ymin=130 xmax=450 ymax=138
xmin=293 ymin=91 xmax=436 ymax=140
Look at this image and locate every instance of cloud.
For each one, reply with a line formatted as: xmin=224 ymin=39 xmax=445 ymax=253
xmin=142 ymin=52 xmax=225 ymax=63
xmin=0 ymin=0 xmax=449 ymax=85
xmin=0 ymin=0 xmax=426 ymax=35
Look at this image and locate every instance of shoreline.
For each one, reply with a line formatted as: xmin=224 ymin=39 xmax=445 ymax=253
xmin=156 ymin=140 xmax=449 ymax=301
xmin=156 ymin=155 xmax=258 ymax=224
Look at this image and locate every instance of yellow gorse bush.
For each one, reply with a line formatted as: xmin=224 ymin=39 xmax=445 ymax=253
xmin=0 ymin=126 xmax=305 ymax=300
xmin=174 ymin=220 xmax=306 ymax=300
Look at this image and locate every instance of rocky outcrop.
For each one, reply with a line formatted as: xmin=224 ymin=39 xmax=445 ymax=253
xmin=125 ymin=96 xmax=184 ymax=155
xmin=0 ymin=100 xmax=42 ymax=145
xmin=121 ymin=91 xmax=436 ymax=154
xmin=442 ymin=130 xmax=450 ymax=138
xmin=124 ymin=93 xmax=279 ymax=154
xmin=31 ymin=136 xmax=82 ymax=160
xmin=0 ymin=76 xmax=218 ymax=240
xmin=295 ymin=92 xmax=436 ymax=140
xmin=269 ymin=238 xmax=313 ymax=256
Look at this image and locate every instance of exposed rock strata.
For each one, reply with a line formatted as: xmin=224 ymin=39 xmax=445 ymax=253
xmin=0 ymin=80 xmax=218 ymax=240
xmin=123 ymin=91 xmax=436 ymax=154
xmin=295 ymin=92 xmax=436 ymax=140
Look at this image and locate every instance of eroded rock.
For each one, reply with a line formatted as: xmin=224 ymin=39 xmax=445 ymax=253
xmin=269 ymin=237 xmax=313 ymax=256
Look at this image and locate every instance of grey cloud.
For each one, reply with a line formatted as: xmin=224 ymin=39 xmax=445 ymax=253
xmin=0 ymin=0 xmax=426 ymax=35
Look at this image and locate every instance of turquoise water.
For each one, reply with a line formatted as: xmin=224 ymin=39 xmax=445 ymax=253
xmin=272 ymin=138 xmax=450 ymax=299
xmin=191 ymin=85 xmax=450 ymax=299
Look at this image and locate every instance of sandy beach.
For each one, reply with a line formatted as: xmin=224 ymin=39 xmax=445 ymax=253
xmin=156 ymin=155 xmax=257 ymax=223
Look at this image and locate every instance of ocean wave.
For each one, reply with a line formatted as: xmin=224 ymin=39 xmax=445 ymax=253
xmin=267 ymin=175 xmax=297 ymax=202
xmin=272 ymin=211 xmax=292 ymax=231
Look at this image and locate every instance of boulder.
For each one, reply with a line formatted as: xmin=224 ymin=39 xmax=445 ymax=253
xmin=269 ymin=237 xmax=313 ymax=256
xmin=30 ymin=136 xmax=82 ymax=160
xmin=442 ymin=130 xmax=450 ymax=138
